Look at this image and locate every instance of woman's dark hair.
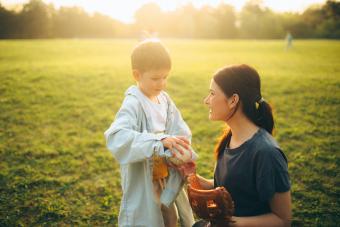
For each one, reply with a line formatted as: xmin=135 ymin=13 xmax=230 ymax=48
xmin=213 ymin=64 xmax=274 ymax=158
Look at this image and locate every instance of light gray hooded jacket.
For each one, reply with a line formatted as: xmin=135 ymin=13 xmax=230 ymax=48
xmin=104 ymin=85 xmax=194 ymax=227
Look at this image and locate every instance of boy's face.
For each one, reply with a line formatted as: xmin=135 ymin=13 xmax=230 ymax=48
xmin=133 ymin=68 xmax=170 ymax=98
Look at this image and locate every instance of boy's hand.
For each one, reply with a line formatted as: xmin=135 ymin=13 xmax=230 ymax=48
xmin=161 ymin=136 xmax=190 ymax=157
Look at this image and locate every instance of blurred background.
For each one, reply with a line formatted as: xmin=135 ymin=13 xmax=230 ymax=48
xmin=0 ymin=0 xmax=339 ymax=226
xmin=0 ymin=0 xmax=339 ymax=39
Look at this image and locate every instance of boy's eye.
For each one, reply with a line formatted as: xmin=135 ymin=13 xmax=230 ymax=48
xmin=151 ymin=77 xmax=166 ymax=81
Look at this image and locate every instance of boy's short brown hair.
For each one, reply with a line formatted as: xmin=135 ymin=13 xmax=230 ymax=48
xmin=131 ymin=39 xmax=171 ymax=73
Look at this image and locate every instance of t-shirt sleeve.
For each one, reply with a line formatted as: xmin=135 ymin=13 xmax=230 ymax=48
xmin=256 ymin=148 xmax=291 ymax=202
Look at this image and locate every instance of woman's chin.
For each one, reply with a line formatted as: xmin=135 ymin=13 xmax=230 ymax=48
xmin=209 ymin=114 xmax=224 ymax=122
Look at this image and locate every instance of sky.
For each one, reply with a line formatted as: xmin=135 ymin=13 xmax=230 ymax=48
xmin=2 ymin=0 xmax=328 ymax=23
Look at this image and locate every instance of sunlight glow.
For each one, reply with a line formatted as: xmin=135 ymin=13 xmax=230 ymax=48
xmin=2 ymin=0 xmax=327 ymax=23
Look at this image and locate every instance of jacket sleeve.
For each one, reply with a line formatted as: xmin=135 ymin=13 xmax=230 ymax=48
xmin=169 ymin=100 xmax=192 ymax=140
xmin=104 ymin=96 xmax=168 ymax=165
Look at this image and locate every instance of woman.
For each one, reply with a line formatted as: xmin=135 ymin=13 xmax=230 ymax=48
xmin=187 ymin=64 xmax=292 ymax=226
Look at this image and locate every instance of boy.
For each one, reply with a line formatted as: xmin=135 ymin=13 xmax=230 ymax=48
xmin=104 ymin=39 xmax=195 ymax=227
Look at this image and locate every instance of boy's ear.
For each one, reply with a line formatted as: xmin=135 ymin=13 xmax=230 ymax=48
xmin=132 ymin=69 xmax=141 ymax=81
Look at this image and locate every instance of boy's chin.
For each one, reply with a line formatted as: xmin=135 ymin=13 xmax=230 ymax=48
xmin=153 ymin=90 xmax=162 ymax=96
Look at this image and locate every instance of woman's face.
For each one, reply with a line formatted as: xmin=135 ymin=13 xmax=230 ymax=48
xmin=204 ymin=79 xmax=234 ymax=121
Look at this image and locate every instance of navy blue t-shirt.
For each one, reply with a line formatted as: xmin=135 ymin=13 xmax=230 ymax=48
xmin=214 ymin=128 xmax=290 ymax=217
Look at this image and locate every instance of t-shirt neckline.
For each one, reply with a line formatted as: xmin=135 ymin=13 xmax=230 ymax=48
xmin=225 ymin=128 xmax=263 ymax=154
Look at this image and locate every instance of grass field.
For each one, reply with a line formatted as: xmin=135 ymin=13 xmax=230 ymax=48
xmin=0 ymin=39 xmax=339 ymax=226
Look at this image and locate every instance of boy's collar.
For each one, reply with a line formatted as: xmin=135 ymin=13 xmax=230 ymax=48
xmin=125 ymin=85 xmax=170 ymax=101
xmin=125 ymin=85 xmax=140 ymax=96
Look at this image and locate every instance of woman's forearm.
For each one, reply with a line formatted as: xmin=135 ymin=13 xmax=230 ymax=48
xmin=196 ymin=174 xmax=214 ymax=190
xmin=231 ymin=213 xmax=291 ymax=227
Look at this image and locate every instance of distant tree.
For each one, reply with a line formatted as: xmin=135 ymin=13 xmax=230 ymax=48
xmin=195 ymin=5 xmax=219 ymax=38
xmin=301 ymin=5 xmax=325 ymax=37
xmin=215 ymin=3 xmax=237 ymax=38
xmin=239 ymin=1 xmax=285 ymax=39
xmin=317 ymin=0 xmax=340 ymax=38
xmin=20 ymin=0 xmax=53 ymax=38
xmin=0 ymin=4 xmax=16 ymax=38
xmin=239 ymin=1 xmax=263 ymax=38
xmin=172 ymin=4 xmax=197 ymax=38
xmin=0 ymin=0 xmax=339 ymax=39
xmin=89 ymin=13 xmax=117 ymax=38
xmin=280 ymin=12 xmax=305 ymax=38
xmin=288 ymin=0 xmax=340 ymax=39
xmin=54 ymin=7 xmax=88 ymax=38
xmin=134 ymin=3 xmax=163 ymax=35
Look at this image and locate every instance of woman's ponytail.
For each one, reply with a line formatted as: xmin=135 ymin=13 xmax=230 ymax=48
xmin=256 ymin=100 xmax=274 ymax=135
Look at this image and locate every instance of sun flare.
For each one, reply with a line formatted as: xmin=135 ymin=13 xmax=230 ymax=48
xmin=2 ymin=0 xmax=327 ymax=23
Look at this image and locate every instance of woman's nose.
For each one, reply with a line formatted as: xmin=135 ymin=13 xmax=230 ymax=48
xmin=203 ymin=96 xmax=209 ymax=105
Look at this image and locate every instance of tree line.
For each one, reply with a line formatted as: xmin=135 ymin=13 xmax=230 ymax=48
xmin=0 ymin=0 xmax=339 ymax=39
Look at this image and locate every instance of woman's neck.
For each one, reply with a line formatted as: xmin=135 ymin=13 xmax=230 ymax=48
xmin=227 ymin=112 xmax=259 ymax=149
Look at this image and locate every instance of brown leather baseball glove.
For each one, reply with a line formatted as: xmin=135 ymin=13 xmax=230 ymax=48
xmin=187 ymin=174 xmax=234 ymax=226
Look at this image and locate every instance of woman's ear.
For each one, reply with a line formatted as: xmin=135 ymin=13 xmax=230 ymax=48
xmin=229 ymin=94 xmax=240 ymax=108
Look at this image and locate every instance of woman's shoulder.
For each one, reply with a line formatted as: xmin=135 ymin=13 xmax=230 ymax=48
xmin=256 ymin=128 xmax=279 ymax=147
xmin=253 ymin=129 xmax=287 ymax=163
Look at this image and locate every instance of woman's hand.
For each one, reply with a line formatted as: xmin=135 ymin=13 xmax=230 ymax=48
xmin=178 ymin=161 xmax=196 ymax=178
xmin=166 ymin=161 xmax=196 ymax=179
xmin=172 ymin=161 xmax=214 ymax=190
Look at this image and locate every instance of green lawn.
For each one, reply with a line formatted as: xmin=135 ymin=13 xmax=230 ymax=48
xmin=0 ymin=39 xmax=339 ymax=226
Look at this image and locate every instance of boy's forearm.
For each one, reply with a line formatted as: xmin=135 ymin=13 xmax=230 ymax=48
xmin=106 ymin=128 xmax=168 ymax=164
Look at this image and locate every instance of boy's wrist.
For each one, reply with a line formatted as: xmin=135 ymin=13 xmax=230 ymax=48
xmin=156 ymin=134 xmax=169 ymax=141
xmin=153 ymin=137 xmax=171 ymax=157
